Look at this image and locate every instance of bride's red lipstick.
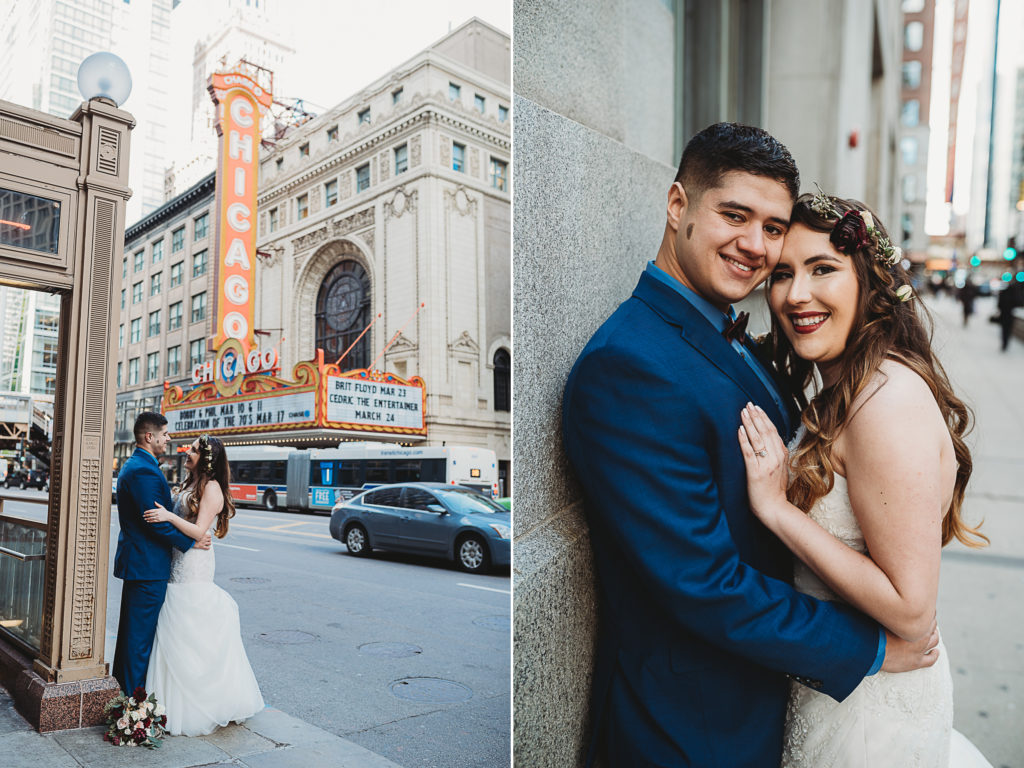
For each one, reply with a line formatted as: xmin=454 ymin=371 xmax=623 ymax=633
xmin=789 ymin=311 xmax=829 ymax=334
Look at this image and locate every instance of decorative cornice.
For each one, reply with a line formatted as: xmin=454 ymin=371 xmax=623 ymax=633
xmin=125 ymin=172 xmax=216 ymax=242
xmin=291 ymin=207 xmax=375 ymax=253
xmin=449 ymin=331 xmax=479 ymax=354
xmin=389 ymin=332 xmax=417 ymax=354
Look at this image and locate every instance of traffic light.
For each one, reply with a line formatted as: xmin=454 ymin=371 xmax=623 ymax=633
xmin=1004 ymin=247 xmax=1017 ymax=261
xmin=970 ymin=255 xmax=981 ymax=267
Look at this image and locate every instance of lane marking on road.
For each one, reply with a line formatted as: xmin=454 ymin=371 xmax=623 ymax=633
xmin=457 ymin=583 xmax=511 ymax=594
xmin=215 ymin=542 xmax=261 ymax=552
xmin=231 ymin=522 xmax=332 ymax=540
xmin=262 ymin=521 xmax=320 ymax=531
xmin=237 ymin=511 xmax=328 ymax=523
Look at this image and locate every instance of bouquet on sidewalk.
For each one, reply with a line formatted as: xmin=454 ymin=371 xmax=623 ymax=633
xmin=102 ymin=687 xmax=168 ymax=748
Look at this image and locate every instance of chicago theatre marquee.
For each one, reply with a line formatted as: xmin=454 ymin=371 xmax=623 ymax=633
xmin=114 ymin=19 xmax=510 ymax=491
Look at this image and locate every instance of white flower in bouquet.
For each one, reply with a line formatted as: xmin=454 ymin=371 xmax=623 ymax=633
xmin=127 ymin=697 xmax=136 ymax=706
xmin=145 ymin=700 xmax=154 ymax=712
xmin=153 ymin=703 xmax=165 ymax=717
xmin=117 ymin=716 xmax=129 ymax=730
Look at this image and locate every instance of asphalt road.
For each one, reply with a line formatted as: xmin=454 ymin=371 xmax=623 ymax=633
xmin=1 ymin=489 xmax=511 ymax=768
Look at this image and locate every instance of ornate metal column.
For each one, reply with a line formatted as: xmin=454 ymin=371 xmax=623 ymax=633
xmin=0 ymin=96 xmax=133 ymax=730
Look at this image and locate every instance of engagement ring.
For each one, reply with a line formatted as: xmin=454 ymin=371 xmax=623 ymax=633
xmin=755 ymin=450 xmax=767 ymax=457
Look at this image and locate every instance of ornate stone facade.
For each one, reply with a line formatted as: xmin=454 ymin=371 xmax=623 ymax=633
xmin=254 ymin=18 xmax=510 ymax=480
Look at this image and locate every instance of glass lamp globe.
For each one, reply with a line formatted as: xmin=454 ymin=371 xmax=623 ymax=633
xmin=77 ymin=52 xmax=132 ymax=106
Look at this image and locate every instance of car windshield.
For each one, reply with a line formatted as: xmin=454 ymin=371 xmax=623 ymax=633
xmin=437 ymin=488 xmax=506 ymax=515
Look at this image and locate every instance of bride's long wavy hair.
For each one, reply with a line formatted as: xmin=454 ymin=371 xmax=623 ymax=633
xmin=770 ymin=194 xmax=986 ymax=548
xmin=181 ymin=435 xmax=235 ymax=539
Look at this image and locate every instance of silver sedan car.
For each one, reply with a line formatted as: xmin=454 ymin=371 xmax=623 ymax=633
xmin=329 ymin=482 xmax=511 ymax=574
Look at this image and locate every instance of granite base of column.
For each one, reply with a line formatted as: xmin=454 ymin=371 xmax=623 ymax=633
xmin=0 ymin=635 xmax=119 ymax=731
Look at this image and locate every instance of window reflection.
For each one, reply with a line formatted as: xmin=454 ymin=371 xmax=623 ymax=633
xmin=0 ymin=188 xmax=60 ymax=254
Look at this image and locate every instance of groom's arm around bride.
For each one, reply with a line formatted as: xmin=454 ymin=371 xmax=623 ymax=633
xmin=111 ymin=412 xmax=207 ymax=696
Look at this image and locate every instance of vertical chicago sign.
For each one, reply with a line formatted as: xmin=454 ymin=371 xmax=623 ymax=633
xmin=208 ymin=72 xmax=273 ymax=354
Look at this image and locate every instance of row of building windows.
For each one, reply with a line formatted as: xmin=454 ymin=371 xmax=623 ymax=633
xmin=448 ymin=82 xmax=509 ymax=123
xmin=55 ymin=0 xmax=110 ymax=30
xmin=119 ymin=293 xmax=204 ymax=346
xmin=129 ymin=213 xmax=208 ymax=269
xmin=268 ymin=150 xmax=507 ymax=232
xmin=117 ymin=338 xmax=207 ymax=387
xmin=122 ymin=253 xmax=206 ymax=305
xmin=53 ymin=18 xmax=106 ymax=48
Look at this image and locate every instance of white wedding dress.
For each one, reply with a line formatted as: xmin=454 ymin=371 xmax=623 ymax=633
xmin=146 ymin=491 xmax=264 ymax=736
xmin=782 ymin=473 xmax=992 ymax=768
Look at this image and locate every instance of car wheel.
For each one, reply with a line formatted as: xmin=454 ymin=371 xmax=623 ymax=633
xmin=345 ymin=523 xmax=371 ymax=557
xmin=456 ymin=534 xmax=490 ymax=574
xmin=263 ymin=490 xmax=277 ymax=511
xmin=3 ymin=479 xmax=9 ymax=488
xmin=19 ymin=479 xmax=26 ymax=490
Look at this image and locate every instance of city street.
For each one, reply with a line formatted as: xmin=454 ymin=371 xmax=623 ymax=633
xmin=926 ymin=291 xmax=1024 ymax=768
xmin=2 ymin=491 xmax=511 ymax=767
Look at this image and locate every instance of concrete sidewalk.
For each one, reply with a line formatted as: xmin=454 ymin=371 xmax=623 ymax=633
xmin=921 ymin=293 xmax=1024 ymax=768
xmin=0 ymin=686 xmax=403 ymax=767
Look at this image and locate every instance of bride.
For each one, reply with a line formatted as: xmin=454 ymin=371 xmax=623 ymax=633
xmin=143 ymin=434 xmax=264 ymax=736
xmin=737 ymin=191 xmax=992 ymax=767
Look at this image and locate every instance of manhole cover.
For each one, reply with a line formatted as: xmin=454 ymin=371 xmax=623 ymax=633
xmin=257 ymin=630 xmax=318 ymax=644
xmin=390 ymin=678 xmax=472 ymax=703
xmin=359 ymin=642 xmax=422 ymax=658
xmin=231 ymin=577 xmax=269 ymax=584
xmin=473 ymin=615 xmax=510 ymax=632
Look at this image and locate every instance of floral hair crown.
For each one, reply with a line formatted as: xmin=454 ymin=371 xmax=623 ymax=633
xmin=809 ymin=185 xmax=903 ymax=268
xmin=197 ymin=433 xmax=214 ymax=474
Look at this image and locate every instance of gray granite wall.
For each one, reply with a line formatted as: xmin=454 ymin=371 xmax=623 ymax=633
xmin=512 ymin=2 xmax=677 ymax=762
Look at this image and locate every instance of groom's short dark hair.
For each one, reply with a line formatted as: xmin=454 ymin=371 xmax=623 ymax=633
xmin=134 ymin=411 xmax=168 ymax=443
xmin=675 ymin=122 xmax=800 ymax=202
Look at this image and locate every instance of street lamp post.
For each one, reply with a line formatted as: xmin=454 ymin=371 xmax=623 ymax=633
xmin=0 ymin=53 xmax=134 ymax=731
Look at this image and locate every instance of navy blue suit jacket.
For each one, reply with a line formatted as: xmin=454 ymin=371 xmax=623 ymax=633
xmin=562 ymin=271 xmax=880 ymax=767
xmin=114 ymin=447 xmax=194 ymax=581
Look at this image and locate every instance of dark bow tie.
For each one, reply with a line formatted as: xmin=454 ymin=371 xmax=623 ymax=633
xmin=722 ymin=311 xmax=749 ymax=344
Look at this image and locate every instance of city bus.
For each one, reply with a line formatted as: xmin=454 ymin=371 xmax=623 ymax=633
xmin=227 ymin=443 xmax=499 ymax=513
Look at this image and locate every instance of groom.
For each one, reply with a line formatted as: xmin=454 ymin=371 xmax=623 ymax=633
xmin=562 ymin=123 xmax=938 ymax=766
xmin=111 ymin=412 xmax=210 ymax=695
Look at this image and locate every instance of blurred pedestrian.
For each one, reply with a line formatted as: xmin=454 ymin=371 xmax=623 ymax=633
xmin=997 ymin=281 xmax=1022 ymax=352
xmin=958 ymin=281 xmax=977 ymax=327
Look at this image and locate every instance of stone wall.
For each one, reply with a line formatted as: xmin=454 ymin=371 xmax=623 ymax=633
xmin=512 ymin=1 xmax=677 ymax=762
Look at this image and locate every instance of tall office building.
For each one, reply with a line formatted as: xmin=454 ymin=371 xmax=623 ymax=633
xmin=897 ymin=0 xmax=936 ymax=261
xmin=0 ymin=290 xmax=60 ymax=399
xmin=0 ymin=0 xmax=173 ymax=224
xmin=1011 ymin=67 xmax=1024 ymax=244
xmin=163 ymin=0 xmax=296 ymax=199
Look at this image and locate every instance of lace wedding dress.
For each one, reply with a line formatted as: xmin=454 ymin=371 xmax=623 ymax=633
xmin=782 ymin=473 xmax=992 ymax=768
xmin=146 ymin=491 xmax=264 ymax=736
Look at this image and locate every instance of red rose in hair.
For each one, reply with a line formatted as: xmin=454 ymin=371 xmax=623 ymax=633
xmin=830 ymin=210 xmax=871 ymax=254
